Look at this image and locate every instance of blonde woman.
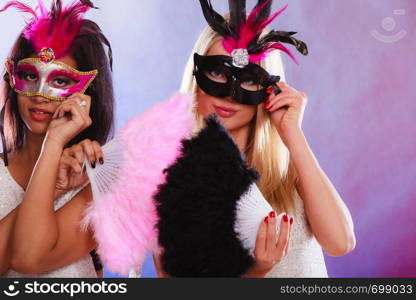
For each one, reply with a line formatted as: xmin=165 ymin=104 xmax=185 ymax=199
xmin=157 ymin=0 xmax=355 ymax=278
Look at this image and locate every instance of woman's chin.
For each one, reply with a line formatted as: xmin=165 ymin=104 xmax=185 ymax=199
xmin=25 ymin=123 xmax=50 ymax=136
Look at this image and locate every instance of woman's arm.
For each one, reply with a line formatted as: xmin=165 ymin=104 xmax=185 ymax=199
xmin=153 ymin=254 xmax=170 ymax=278
xmin=0 ymin=170 xmax=86 ymax=275
xmin=266 ymin=82 xmax=355 ymax=257
xmin=11 ymin=93 xmax=96 ymax=273
xmin=288 ymin=130 xmax=355 ymax=256
xmin=0 ymin=209 xmax=18 ymax=275
xmin=11 ymin=139 xmax=96 ymax=273
xmin=1 ymin=186 xmax=90 ymax=275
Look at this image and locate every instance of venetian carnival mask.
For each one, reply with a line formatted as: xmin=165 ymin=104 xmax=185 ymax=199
xmin=193 ymin=53 xmax=281 ymax=106
xmin=195 ymin=0 xmax=309 ymax=106
xmin=6 ymin=56 xmax=97 ymax=101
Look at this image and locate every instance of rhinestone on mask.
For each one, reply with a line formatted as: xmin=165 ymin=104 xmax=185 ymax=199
xmin=231 ymin=48 xmax=249 ymax=68
xmin=39 ymin=47 xmax=55 ymax=63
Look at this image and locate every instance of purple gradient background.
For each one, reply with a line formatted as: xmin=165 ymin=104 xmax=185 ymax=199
xmin=1 ymin=0 xmax=414 ymax=277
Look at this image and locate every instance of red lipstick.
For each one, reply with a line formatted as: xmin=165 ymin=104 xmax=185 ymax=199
xmin=213 ymin=105 xmax=237 ymax=118
xmin=29 ymin=108 xmax=52 ymax=122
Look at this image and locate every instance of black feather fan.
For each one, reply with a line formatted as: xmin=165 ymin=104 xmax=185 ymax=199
xmin=155 ymin=115 xmax=259 ymax=277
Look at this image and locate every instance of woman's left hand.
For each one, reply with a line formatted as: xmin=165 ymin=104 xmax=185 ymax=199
xmin=55 ymin=139 xmax=103 ymax=197
xmin=265 ymin=82 xmax=308 ymax=147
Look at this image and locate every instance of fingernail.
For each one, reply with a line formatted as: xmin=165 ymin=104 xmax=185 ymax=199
xmin=267 ymin=87 xmax=273 ymax=94
xmin=91 ymin=161 xmax=96 ymax=169
xmin=264 ymin=216 xmax=269 ymax=224
xmin=290 ymin=217 xmax=294 ymax=225
xmin=99 ymin=158 xmax=104 ymax=165
xmin=269 ymin=211 xmax=276 ymax=218
xmin=283 ymin=215 xmax=289 ymax=222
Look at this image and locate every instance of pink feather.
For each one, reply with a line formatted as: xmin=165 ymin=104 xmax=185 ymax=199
xmin=222 ymin=37 xmax=237 ymax=54
xmin=221 ymin=2 xmax=294 ymax=64
xmin=36 ymin=0 xmax=48 ymax=17
xmin=0 ymin=1 xmax=37 ymax=17
xmin=238 ymin=2 xmax=288 ymax=49
xmin=24 ymin=1 xmax=92 ymax=57
xmin=1 ymin=0 xmax=92 ymax=58
xmin=82 ymin=93 xmax=195 ymax=275
xmin=248 ymin=42 xmax=298 ymax=64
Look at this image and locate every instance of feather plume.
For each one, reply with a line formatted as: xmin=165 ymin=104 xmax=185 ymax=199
xmin=0 ymin=0 xmax=96 ymax=58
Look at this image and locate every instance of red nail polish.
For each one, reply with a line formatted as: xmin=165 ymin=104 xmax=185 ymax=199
xmin=283 ymin=215 xmax=289 ymax=222
xmin=290 ymin=217 xmax=293 ymax=225
xmin=267 ymin=87 xmax=273 ymax=93
xmin=264 ymin=216 xmax=269 ymax=224
xmin=269 ymin=211 xmax=276 ymax=218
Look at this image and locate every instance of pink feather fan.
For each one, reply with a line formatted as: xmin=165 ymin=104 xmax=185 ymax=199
xmin=0 ymin=0 xmax=95 ymax=58
xmin=82 ymin=93 xmax=195 ymax=276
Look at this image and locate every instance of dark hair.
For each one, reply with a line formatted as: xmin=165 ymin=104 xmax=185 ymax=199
xmin=1 ymin=19 xmax=115 ymax=163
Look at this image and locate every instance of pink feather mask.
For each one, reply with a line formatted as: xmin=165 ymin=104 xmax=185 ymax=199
xmin=0 ymin=0 xmax=98 ymax=101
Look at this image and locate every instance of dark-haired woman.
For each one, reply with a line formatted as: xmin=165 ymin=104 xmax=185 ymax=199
xmin=0 ymin=0 xmax=113 ymax=277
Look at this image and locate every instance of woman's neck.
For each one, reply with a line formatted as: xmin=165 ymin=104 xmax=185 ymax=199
xmin=12 ymin=130 xmax=45 ymax=166
xmin=229 ymin=124 xmax=250 ymax=155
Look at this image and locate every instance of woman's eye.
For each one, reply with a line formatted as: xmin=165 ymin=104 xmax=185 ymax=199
xmin=51 ymin=77 xmax=76 ymax=88
xmin=205 ymin=69 xmax=227 ymax=83
xmin=243 ymin=80 xmax=255 ymax=86
xmin=209 ymin=70 xmax=224 ymax=78
xmin=23 ymin=73 xmax=38 ymax=82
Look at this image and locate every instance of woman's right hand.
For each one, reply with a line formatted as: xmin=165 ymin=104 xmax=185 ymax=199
xmin=46 ymin=93 xmax=92 ymax=148
xmin=55 ymin=139 xmax=104 ymax=196
xmin=245 ymin=211 xmax=293 ymax=277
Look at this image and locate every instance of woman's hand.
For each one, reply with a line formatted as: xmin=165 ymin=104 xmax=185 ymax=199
xmin=153 ymin=253 xmax=171 ymax=278
xmin=55 ymin=139 xmax=104 ymax=196
xmin=46 ymin=93 xmax=92 ymax=148
xmin=265 ymin=82 xmax=308 ymax=148
xmin=245 ymin=211 xmax=294 ymax=278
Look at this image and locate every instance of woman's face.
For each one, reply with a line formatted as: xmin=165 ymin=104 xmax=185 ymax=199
xmin=196 ymin=40 xmax=257 ymax=132
xmin=16 ymin=55 xmax=78 ymax=135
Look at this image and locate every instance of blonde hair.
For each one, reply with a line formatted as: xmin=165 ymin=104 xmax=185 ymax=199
xmin=180 ymin=25 xmax=297 ymax=213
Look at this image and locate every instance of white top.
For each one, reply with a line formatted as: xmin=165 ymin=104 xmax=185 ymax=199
xmin=0 ymin=158 xmax=97 ymax=278
xmin=265 ymin=191 xmax=328 ymax=278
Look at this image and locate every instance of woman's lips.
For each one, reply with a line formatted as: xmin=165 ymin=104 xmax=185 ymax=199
xmin=29 ymin=108 xmax=53 ymax=122
xmin=213 ymin=105 xmax=237 ymax=118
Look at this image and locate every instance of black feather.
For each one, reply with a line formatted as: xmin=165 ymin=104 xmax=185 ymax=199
xmin=253 ymin=0 xmax=272 ymax=25
xmin=79 ymin=0 xmax=98 ymax=9
xmin=198 ymin=0 xmax=234 ymax=38
xmin=251 ymin=30 xmax=308 ymax=55
xmin=228 ymin=0 xmax=246 ymax=33
xmin=155 ymin=115 xmax=258 ymax=277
